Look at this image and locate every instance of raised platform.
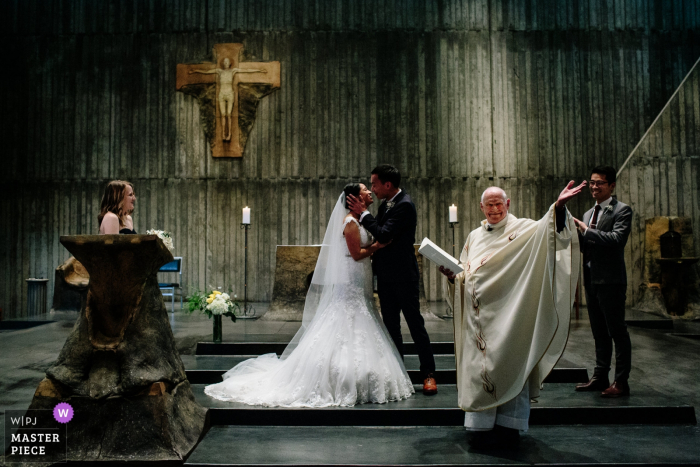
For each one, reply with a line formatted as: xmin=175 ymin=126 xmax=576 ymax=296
xmin=186 ymin=324 xmax=698 ymax=466
xmin=186 ymin=337 xmax=696 ymax=428
xmin=190 ymin=383 xmax=696 ymax=427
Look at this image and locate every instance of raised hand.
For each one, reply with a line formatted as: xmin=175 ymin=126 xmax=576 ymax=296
xmin=556 ymin=180 xmax=587 ymax=209
xmin=346 ymin=194 xmax=366 ymax=216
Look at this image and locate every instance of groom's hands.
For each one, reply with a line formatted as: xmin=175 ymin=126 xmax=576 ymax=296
xmin=347 ymin=194 xmax=366 ymax=216
xmin=371 ymin=240 xmax=390 ymax=251
xmin=572 ymin=216 xmax=587 ymax=234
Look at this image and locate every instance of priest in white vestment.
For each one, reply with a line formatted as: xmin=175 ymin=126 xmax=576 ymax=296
xmin=441 ymin=182 xmax=584 ymax=444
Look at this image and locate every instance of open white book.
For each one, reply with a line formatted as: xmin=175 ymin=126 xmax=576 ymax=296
xmin=418 ymin=237 xmax=463 ymax=274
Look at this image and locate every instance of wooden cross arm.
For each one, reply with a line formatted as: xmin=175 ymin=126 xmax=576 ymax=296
xmin=176 ymin=63 xmax=217 ymax=90
xmin=235 ymin=61 xmax=281 ymax=88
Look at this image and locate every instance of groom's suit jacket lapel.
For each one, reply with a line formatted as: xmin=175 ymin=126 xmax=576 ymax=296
xmin=377 ymin=191 xmax=405 ymax=224
xmin=376 ymin=202 xmax=386 ymax=222
xmin=364 ymin=190 xmax=418 ymax=283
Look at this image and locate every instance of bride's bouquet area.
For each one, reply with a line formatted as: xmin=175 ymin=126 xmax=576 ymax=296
xmin=146 ymin=229 xmax=175 ymax=252
xmin=186 ymin=288 xmax=239 ymax=343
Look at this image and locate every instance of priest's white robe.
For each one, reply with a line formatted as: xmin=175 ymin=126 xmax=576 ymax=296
xmin=446 ymin=204 xmax=579 ymax=416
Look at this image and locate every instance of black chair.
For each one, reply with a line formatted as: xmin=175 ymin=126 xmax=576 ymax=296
xmin=158 ymin=257 xmax=182 ymax=312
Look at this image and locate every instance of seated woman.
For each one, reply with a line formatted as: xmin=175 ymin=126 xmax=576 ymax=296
xmin=98 ymin=180 xmax=137 ymax=234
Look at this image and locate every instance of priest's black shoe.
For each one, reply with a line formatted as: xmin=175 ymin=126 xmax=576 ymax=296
xmin=574 ymin=375 xmax=609 ymax=392
xmin=467 ymin=425 xmax=520 ymax=450
xmin=601 ymin=380 xmax=630 ymax=398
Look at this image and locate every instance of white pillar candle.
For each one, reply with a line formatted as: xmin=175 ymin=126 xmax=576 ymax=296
xmin=242 ymin=206 xmax=251 ymax=224
xmin=449 ymin=204 xmax=458 ymax=223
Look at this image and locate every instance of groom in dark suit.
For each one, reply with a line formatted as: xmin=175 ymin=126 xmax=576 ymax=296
xmin=573 ymin=166 xmax=633 ymax=397
xmin=348 ymin=164 xmax=437 ymax=395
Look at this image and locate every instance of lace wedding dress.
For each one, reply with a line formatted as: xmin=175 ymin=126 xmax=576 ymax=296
xmin=204 ymin=195 xmax=414 ymax=407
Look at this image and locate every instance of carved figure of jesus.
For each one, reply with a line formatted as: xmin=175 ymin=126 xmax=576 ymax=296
xmin=189 ymin=57 xmax=267 ymax=141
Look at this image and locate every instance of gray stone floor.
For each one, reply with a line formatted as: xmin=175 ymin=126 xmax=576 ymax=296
xmin=1 ymin=302 xmax=699 ymax=464
xmin=187 ymin=425 xmax=700 ymax=465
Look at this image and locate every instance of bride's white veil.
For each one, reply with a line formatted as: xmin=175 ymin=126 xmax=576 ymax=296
xmin=280 ymin=193 xmax=351 ymax=360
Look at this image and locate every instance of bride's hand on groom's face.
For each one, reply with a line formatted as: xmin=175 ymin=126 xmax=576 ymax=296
xmin=347 ymin=195 xmax=366 ymax=215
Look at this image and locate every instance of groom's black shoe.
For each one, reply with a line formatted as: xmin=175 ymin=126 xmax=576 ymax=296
xmin=423 ymin=373 xmax=437 ymax=395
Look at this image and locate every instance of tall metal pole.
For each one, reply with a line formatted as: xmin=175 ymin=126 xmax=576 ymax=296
xmin=445 ymin=221 xmax=458 ymax=318
xmin=240 ymin=224 xmax=255 ymax=318
xmin=244 ymin=225 xmax=248 ymax=311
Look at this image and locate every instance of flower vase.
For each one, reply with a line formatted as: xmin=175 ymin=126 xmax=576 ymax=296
xmin=213 ymin=315 xmax=223 ymax=343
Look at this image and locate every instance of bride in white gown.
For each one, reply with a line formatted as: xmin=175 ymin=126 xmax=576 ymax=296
xmin=204 ymin=184 xmax=415 ymax=407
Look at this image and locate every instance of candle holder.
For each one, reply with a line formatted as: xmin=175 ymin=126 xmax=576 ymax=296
xmin=449 ymin=221 xmax=459 ymax=258
xmin=239 ymin=224 xmax=257 ymax=319
xmin=443 ymin=221 xmax=459 ymax=318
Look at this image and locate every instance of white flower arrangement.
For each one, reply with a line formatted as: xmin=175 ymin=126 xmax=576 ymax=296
xmin=187 ymin=287 xmax=239 ymax=321
xmin=206 ymin=292 xmax=231 ymax=315
xmin=147 ymin=229 xmax=174 ymax=252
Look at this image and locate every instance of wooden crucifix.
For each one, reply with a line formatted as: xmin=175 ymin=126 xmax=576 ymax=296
xmin=176 ymin=43 xmax=280 ymax=158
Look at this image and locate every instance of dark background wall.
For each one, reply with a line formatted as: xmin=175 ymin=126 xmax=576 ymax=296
xmin=2 ymin=0 xmax=700 ymax=318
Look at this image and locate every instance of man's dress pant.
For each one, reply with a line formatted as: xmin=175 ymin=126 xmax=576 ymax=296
xmin=584 ymin=271 xmax=632 ymax=383
xmin=377 ymin=279 xmax=435 ymax=377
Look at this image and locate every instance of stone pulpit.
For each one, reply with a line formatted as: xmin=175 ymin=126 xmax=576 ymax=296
xmin=27 ymin=235 xmax=208 ymax=462
xmin=52 ymin=256 xmax=89 ymax=312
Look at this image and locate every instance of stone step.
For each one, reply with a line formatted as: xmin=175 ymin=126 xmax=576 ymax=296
xmin=183 ymin=354 xmax=461 ymax=370
xmin=185 ymin=425 xmax=700 ymax=466
xmin=191 ymin=384 xmax=696 ymax=427
xmin=670 ymin=333 xmax=700 ymax=341
xmin=196 ymin=341 xmax=457 ymax=356
xmin=185 ymin=367 xmax=587 ymax=385
xmin=626 ymin=319 xmax=674 ymax=330
xmin=183 ymin=355 xmax=588 ymax=385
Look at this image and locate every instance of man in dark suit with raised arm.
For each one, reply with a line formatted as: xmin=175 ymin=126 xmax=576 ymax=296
xmin=573 ymin=166 xmax=633 ymax=397
xmin=347 ymin=164 xmax=437 ymax=395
